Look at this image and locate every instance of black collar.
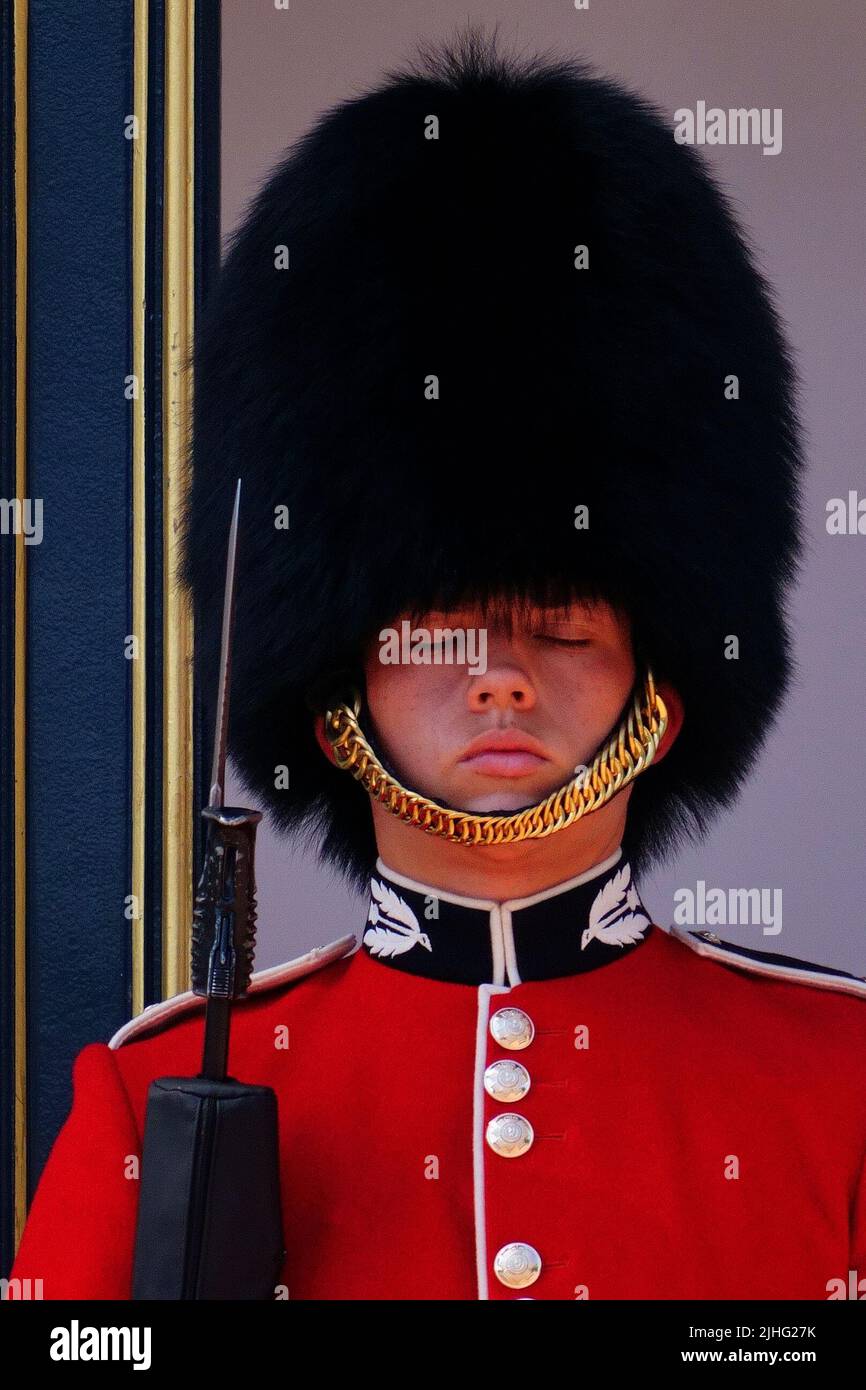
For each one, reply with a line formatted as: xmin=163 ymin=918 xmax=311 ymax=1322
xmin=361 ymin=849 xmax=655 ymax=986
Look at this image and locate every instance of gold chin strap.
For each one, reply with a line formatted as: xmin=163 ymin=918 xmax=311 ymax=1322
xmin=324 ymin=668 xmax=668 ymax=846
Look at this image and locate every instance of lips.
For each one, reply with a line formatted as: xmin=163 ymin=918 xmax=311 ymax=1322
xmin=458 ymin=730 xmax=550 ymax=778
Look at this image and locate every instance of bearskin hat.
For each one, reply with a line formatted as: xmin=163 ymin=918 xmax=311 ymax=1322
xmin=178 ymin=27 xmax=802 ymax=893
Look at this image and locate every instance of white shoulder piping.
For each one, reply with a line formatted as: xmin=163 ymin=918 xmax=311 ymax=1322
xmin=669 ymin=925 xmax=866 ymax=1000
xmin=107 ymin=933 xmax=359 ymax=1049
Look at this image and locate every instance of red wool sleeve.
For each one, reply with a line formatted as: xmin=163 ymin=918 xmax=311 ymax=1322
xmin=8 ymin=1043 xmax=141 ymax=1300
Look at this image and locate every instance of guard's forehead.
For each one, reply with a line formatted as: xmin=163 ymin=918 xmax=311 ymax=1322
xmin=399 ymin=591 xmax=631 ymax=633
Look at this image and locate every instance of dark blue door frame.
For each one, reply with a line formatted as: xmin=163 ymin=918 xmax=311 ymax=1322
xmin=0 ymin=0 xmax=221 ymax=1276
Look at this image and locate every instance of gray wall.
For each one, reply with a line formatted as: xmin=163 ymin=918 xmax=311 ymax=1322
xmin=221 ymin=0 xmax=866 ymax=974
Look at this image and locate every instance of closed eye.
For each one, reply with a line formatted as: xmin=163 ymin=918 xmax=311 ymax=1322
xmin=534 ymin=635 xmax=591 ymax=647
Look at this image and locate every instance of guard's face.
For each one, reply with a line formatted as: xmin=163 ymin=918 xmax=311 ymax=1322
xmin=360 ymin=598 xmax=636 ymax=814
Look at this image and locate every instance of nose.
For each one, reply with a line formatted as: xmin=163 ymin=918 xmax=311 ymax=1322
xmin=466 ymin=663 xmax=537 ymax=713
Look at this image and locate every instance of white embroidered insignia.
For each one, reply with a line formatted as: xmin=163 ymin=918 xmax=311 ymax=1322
xmin=580 ymin=863 xmax=650 ymax=951
xmin=364 ymin=878 xmax=434 ymax=958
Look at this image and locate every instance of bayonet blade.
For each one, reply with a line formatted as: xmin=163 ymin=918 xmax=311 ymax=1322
xmin=208 ymin=477 xmax=242 ymax=808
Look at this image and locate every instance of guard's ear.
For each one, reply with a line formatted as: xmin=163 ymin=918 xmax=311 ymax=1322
xmin=652 ymin=681 xmax=684 ymax=764
xmin=306 ymin=668 xmax=362 ymax=767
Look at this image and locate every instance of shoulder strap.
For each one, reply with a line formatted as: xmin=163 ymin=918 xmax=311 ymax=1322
xmin=669 ymin=925 xmax=866 ymax=1001
xmin=108 ymin=933 xmax=358 ymax=1049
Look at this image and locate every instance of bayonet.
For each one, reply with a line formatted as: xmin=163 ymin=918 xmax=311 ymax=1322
xmin=132 ymin=479 xmax=283 ymax=1299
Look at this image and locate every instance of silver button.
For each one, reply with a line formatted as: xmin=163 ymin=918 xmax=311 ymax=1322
xmin=489 ymin=1007 xmax=535 ymax=1050
xmin=700 ymin=931 xmax=722 ymax=944
xmin=484 ymin=1059 xmax=531 ymax=1102
xmin=486 ymin=1112 xmax=534 ymax=1157
xmin=493 ymin=1242 xmax=542 ymax=1289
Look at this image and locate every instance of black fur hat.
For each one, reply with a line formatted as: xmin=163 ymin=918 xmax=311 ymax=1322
xmin=179 ymin=28 xmax=802 ymax=892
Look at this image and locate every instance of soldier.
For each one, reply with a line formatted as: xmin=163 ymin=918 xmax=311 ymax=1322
xmin=10 ymin=30 xmax=866 ymax=1300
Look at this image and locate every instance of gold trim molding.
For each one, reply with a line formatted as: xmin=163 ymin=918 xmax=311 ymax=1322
xmin=131 ymin=0 xmax=148 ymax=1023
xmin=162 ymin=0 xmax=196 ymax=999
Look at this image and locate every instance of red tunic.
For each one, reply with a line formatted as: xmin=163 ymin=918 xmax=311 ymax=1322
xmin=9 ymin=852 xmax=866 ymax=1300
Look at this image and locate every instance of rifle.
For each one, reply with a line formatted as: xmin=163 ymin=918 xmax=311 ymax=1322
xmin=132 ymin=477 xmax=285 ymax=1299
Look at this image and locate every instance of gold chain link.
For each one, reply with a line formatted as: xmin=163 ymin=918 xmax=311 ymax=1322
xmin=324 ymin=669 xmax=668 ymax=845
